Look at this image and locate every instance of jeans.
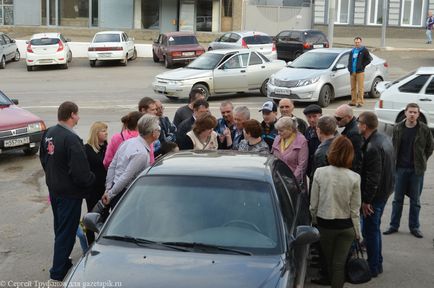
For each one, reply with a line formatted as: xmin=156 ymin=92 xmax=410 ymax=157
xmin=390 ymin=168 xmax=424 ymax=231
xmin=76 ymin=226 xmax=89 ymax=255
xmin=50 ymin=192 xmax=82 ymax=280
xmin=426 ymin=29 xmax=432 ymax=43
xmin=363 ymin=200 xmax=386 ymax=275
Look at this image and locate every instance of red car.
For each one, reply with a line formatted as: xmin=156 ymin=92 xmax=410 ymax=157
xmin=0 ymin=91 xmax=46 ymax=155
xmin=152 ymin=32 xmax=205 ymax=68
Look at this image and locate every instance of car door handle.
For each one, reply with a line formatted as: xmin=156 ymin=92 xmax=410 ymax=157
xmin=261 ymin=66 xmax=265 ymax=68
xmin=419 ymin=98 xmax=432 ymax=101
xmin=240 ymin=70 xmax=246 ymax=73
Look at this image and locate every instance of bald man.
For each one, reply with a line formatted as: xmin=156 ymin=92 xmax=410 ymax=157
xmin=334 ymin=104 xmax=363 ymax=173
xmin=278 ymin=99 xmax=308 ymax=134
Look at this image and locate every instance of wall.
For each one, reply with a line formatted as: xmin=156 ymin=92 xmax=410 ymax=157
xmin=99 ymin=0 xmax=134 ymax=28
xmin=14 ymin=0 xmax=41 ymax=26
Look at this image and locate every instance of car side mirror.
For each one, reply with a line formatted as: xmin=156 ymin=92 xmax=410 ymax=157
xmin=65 ymin=38 xmax=71 ymax=42
xmin=333 ymin=63 xmax=346 ymax=71
xmin=292 ymin=225 xmax=319 ymax=246
xmin=11 ymin=99 xmax=19 ymax=105
xmin=83 ymin=212 xmax=104 ymax=233
xmin=11 ymin=39 xmax=16 ymax=43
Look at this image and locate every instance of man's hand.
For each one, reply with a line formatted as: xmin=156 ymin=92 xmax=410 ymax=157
xmin=102 ymin=192 xmax=111 ymax=205
xmin=362 ymin=203 xmax=374 ymax=217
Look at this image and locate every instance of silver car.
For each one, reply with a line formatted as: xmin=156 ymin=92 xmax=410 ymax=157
xmin=267 ymin=48 xmax=388 ymax=107
xmin=0 ymin=32 xmax=20 ymax=69
xmin=208 ymin=31 xmax=277 ymax=60
xmin=153 ymin=49 xmax=286 ymax=100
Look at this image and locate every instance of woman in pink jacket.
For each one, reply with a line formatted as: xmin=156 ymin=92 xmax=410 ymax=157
xmin=272 ymin=116 xmax=309 ymax=186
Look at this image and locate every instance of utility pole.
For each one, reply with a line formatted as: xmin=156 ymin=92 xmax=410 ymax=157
xmin=381 ymin=0 xmax=388 ymax=48
xmin=327 ymin=0 xmax=335 ymax=47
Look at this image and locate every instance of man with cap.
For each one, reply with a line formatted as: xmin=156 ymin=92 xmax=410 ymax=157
xmin=278 ymin=98 xmax=308 ymax=134
xmin=260 ymin=101 xmax=278 ymax=151
xmin=303 ymin=104 xmax=322 ymax=179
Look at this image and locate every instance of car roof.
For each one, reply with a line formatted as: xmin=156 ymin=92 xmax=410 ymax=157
xmin=163 ymin=31 xmax=197 ymax=37
xmin=230 ymin=31 xmax=271 ymax=37
xmin=94 ymin=31 xmax=125 ymax=35
xmin=143 ymin=150 xmax=275 ymax=182
xmin=308 ymin=48 xmax=350 ymax=53
xmin=206 ymin=48 xmax=250 ymax=55
xmin=415 ymin=67 xmax=434 ymax=74
xmin=31 ymin=33 xmax=61 ymax=39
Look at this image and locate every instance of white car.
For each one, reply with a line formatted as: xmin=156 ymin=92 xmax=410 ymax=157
xmin=88 ymin=31 xmax=137 ymax=67
xmin=267 ymin=48 xmax=388 ymax=107
xmin=375 ymin=67 xmax=434 ymax=129
xmin=26 ymin=33 xmax=72 ymax=71
xmin=152 ymin=49 xmax=286 ymax=100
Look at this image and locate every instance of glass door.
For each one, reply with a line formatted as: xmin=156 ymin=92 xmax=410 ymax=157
xmin=401 ymin=0 xmax=425 ymax=26
xmin=368 ymin=0 xmax=384 ymax=25
xmin=179 ymin=0 xmax=195 ymax=31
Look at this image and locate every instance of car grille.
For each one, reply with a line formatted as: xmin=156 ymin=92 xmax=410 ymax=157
xmin=274 ymin=79 xmax=298 ymax=88
xmin=156 ymin=79 xmax=169 ymax=84
xmin=0 ymin=127 xmax=28 ymax=138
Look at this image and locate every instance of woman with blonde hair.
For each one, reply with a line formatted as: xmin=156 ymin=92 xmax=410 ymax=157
xmin=84 ymin=121 xmax=108 ymax=245
xmin=185 ymin=113 xmax=221 ymax=150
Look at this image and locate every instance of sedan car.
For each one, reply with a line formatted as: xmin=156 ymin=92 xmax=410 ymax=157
xmin=0 ymin=90 xmax=46 ymax=155
xmin=152 ymin=32 xmax=205 ymax=68
xmin=65 ymin=151 xmax=319 ymax=287
xmin=0 ymin=32 xmax=20 ymax=69
xmin=208 ymin=31 xmax=277 ymax=60
xmin=88 ymin=31 xmax=137 ymax=67
xmin=375 ymin=67 xmax=434 ymax=129
xmin=152 ymin=49 xmax=286 ymax=100
xmin=26 ymin=33 xmax=72 ymax=71
xmin=267 ymin=48 xmax=388 ymax=107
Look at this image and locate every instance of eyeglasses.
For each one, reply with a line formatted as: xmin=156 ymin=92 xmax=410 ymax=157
xmin=334 ymin=116 xmax=343 ymax=121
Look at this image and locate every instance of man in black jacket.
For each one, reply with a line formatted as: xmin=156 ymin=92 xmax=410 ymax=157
xmin=176 ymin=99 xmax=209 ymax=150
xmin=347 ymin=37 xmax=372 ymax=107
xmin=39 ymin=101 xmax=95 ymax=281
xmin=358 ymin=112 xmax=395 ymax=278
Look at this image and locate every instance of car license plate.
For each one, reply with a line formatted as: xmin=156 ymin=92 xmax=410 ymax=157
xmin=154 ymin=85 xmax=166 ymax=92
xmin=39 ymin=59 xmax=53 ymax=63
xmin=182 ymin=52 xmax=195 ymax=56
xmin=98 ymin=53 xmax=112 ymax=58
xmin=4 ymin=137 xmax=30 ymax=148
xmin=275 ymin=88 xmax=291 ymax=95
xmin=313 ymin=44 xmax=324 ymax=48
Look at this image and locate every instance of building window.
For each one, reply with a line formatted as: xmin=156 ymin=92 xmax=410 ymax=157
xmin=197 ymin=0 xmax=212 ymax=32
xmin=401 ymin=0 xmax=425 ymax=26
xmin=91 ymin=0 xmax=98 ymax=27
xmin=0 ymin=0 xmax=14 ymax=25
xmin=368 ymin=0 xmax=384 ymax=25
xmin=142 ymin=0 xmax=159 ymax=29
xmin=335 ymin=0 xmax=350 ymax=24
xmin=223 ymin=0 xmax=232 ymax=17
xmin=59 ymin=0 xmax=89 ymax=27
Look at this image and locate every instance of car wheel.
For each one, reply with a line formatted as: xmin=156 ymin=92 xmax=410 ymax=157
xmin=164 ymin=56 xmax=172 ymax=68
xmin=62 ymin=62 xmax=68 ymax=69
xmin=23 ymin=146 xmax=39 ymax=156
xmin=208 ymin=47 xmax=213 ymax=51
xmin=26 ymin=65 xmax=33 ymax=72
xmin=121 ymin=54 xmax=128 ymax=66
xmin=260 ymin=79 xmax=269 ymax=96
xmin=131 ymin=48 xmax=137 ymax=60
xmin=89 ymin=60 xmax=96 ymax=67
xmin=369 ymin=76 xmax=382 ymax=98
xmin=152 ymin=51 xmax=159 ymax=63
xmin=67 ymin=51 xmax=72 ymax=63
xmin=318 ymin=85 xmax=332 ymax=107
xmin=192 ymin=83 xmax=210 ymax=100
xmin=14 ymin=49 xmax=20 ymax=61
xmin=0 ymin=56 xmax=5 ymax=69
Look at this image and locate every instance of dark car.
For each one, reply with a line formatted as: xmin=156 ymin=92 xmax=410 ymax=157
xmin=0 ymin=90 xmax=46 ymax=155
xmin=152 ymin=32 xmax=205 ymax=68
xmin=65 ymin=151 xmax=319 ymax=287
xmin=274 ymin=30 xmax=329 ymax=62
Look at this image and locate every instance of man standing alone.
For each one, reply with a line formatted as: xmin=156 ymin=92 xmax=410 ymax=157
xmin=348 ymin=37 xmax=372 ymax=108
xmin=40 ymin=101 xmax=95 ymax=280
xmin=426 ymin=11 xmax=434 ymax=44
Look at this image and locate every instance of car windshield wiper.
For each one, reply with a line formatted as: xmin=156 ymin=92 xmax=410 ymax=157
xmin=162 ymin=241 xmax=252 ymax=256
xmin=293 ymin=66 xmax=317 ymax=69
xmin=102 ymin=235 xmax=189 ymax=252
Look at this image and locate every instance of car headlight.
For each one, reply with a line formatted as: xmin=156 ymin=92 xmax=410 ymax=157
xmin=269 ymin=76 xmax=275 ymax=85
xmin=169 ymin=80 xmax=183 ymax=85
xmin=297 ymin=76 xmax=320 ymax=87
xmin=27 ymin=122 xmax=45 ymax=133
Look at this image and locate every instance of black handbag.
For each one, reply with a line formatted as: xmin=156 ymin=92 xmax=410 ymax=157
xmin=346 ymin=241 xmax=372 ymax=284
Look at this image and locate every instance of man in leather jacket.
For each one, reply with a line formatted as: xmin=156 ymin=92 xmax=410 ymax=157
xmin=358 ymin=112 xmax=395 ymax=277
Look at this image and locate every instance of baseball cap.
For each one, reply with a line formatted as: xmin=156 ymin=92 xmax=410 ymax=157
xmin=303 ymin=104 xmax=322 ymax=115
xmin=259 ymin=101 xmax=277 ymax=113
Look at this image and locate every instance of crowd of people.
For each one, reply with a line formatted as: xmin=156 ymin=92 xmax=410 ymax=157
xmin=39 ymin=89 xmax=433 ymax=285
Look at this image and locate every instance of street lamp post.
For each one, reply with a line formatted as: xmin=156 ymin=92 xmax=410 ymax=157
xmin=327 ymin=0 xmax=335 ymax=47
xmin=381 ymin=0 xmax=388 ymax=48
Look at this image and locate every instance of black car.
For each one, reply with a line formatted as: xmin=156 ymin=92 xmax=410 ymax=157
xmin=67 ymin=151 xmax=318 ymax=287
xmin=274 ymin=30 xmax=329 ymax=62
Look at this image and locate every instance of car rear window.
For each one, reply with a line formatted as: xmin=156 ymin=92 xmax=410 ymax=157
xmin=306 ymin=31 xmax=327 ymax=43
xmin=94 ymin=34 xmax=121 ymax=43
xmin=243 ymin=35 xmax=272 ymax=45
xmin=30 ymin=38 xmax=59 ymax=45
xmin=168 ymin=36 xmax=198 ymax=45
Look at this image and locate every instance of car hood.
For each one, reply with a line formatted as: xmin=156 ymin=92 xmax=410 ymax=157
xmin=156 ymin=68 xmax=212 ymax=80
xmin=66 ymin=243 xmax=284 ymax=288
xmin=0 ymin=105 xmax=42 ymax=131
xmin=273 ymin=67 xmax=325 ymax=80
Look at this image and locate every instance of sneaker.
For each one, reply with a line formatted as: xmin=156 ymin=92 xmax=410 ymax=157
xmin=349 ymin=103 xmax=356 ymax=106
xmin=410 ymin=229 xmax=423 ymax=238
xmin=383 ymin=227 xmax=398 ymax=235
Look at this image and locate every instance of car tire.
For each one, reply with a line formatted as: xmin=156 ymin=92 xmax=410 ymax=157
xmin=131 ymin=48 xmax=137 ymax=60
xmin=62 ymin=62 xmax=68 ymax=69
xmin=164 ymin=56 xmax=172 ymax=68
xmin=14 ymin=49 xmax=20 ymax=61
xmin=67 ymin=51 xmax=72 ymax=63
xmin=89 ymin=60 xmax=96 ymax=67
xmin=318 ymin=85 xmax=332 ymax=107
xmin=369 ymin=76 xmax=382 ymax=98
xmin=260 ymin=79 xmax=269 ymax=96
xmin=26 ymin=65 xmax=33 ymax=72
xmin=208 ymin=47 xmax=213 ymax=51
xmin=0 ymin=56 xmax=5 ymax=69
xmin=23 ymin=146 xmax=39 ymax=156
xmin=192 ymin=83 xmax=210 ymax=100
xmin=121 ymin=54 xmax=128 ymax=66
xmin=152 ymin=51 xmax=159 ymax=63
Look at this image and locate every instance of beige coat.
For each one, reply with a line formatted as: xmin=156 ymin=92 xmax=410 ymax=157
xmin=186 ymin=131 xmax=218 ymax=150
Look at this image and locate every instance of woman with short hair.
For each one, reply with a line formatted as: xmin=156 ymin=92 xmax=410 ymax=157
xmin=185 ymin=114 xmax=220 ymax=150
xmin=238 ymin=119 xmax=269 ymax=154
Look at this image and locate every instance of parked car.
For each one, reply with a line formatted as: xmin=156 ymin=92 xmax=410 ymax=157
xmin=0 ymin=32 xmax=20 ymax=69
xmin=26 ymin=33 xmax=72 ymax=71
xmin=208 ymin=31 xmax=277 ymax=60
xmin=88 ymin=31 xmax=137 ymax=67
xmin=152 ymin=49 xmax=286 ymax=100
xmin=0 ymin=90 xmax=46 ymax=155
xmin=375 ymin=67 xmax=434 ymax=129
xmin=152 ymin=32 xmax=205 ymax=68
xmin=274 ymin=29 xmax=329 ymax=62
xmin=267 ymin=48 xmax=388 ymax=107
xmin=65 ymin=151 xmax=319 ymax=287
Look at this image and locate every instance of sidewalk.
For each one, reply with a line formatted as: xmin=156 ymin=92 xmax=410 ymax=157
xmin=333 ymin=36 xmax=434 ymax=51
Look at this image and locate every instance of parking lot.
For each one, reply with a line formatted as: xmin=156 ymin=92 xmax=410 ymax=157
xmin=1 ymin=51 xmax=434 ymax=287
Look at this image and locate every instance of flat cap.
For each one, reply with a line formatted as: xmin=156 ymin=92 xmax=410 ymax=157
xmin=303 ymin=104 xmax=322 ymax=115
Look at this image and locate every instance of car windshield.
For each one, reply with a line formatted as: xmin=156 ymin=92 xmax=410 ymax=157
xmin=0 ymin=91 xmax=12 ymax=105
xmin=102 ymin=176 xmax=281 ymax=255
xmin=30 ymin=38 xmax=59 ymax=45
xmin=94 ymin=34 xmax=120 ymax=43
xmin=243 ymin=35 xmax=272 ymax=45
xmin=186 ymin=53 xmax=225 ymax=70
xmin=168 ymin=36 xmax=198 ymax=45
xmin=289 ymin=52 xmax=338 ymax=69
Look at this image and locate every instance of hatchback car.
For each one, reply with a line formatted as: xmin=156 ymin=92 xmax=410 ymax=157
xmin=26 ymin=33 xmax=72 ymax=71
xmin=375 ymin=67 xmax=434 ymax=129
xmin=0 ymin=90 xmax=46 ymax=155
xmin=267 ymin=48 xmax=388 ymax=107
xmin=65 ymin=151 xmax=318 ymax=287
xmin=152 ymin=49 xmax=286 ymax=100
xmin=274 ymin=30 xmax=329 ymax=61
xmin=152 ymin=32 xmax=205 ymax=68
xmin=88 ymin=31 xmax=137 ymax=67
xmin=0 ymin=32 xmax=20 ymax=69
xmin=208 ymin=31 xmax=277 ymax=60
